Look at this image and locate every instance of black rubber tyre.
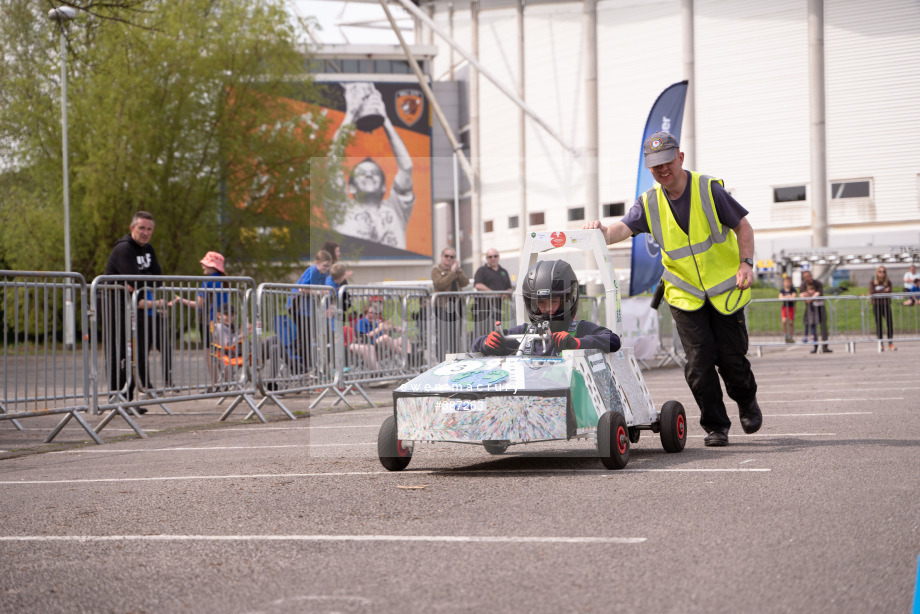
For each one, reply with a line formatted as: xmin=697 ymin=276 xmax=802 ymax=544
xmin=482 ymin=440 xmax=510 ymax=455
xmin=628 ymin=427 xmax=641 ymax=444
xmin=659 ymin=400 xmax=687 ymax=453
xmin=378 ymin=415 xmax=412 ymax=471
xmin=597 ymin=411 xmax=630 ymax=470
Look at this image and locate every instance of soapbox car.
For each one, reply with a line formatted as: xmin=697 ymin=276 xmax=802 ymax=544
xmin=377 ymin=229 xmax=687 ymax=471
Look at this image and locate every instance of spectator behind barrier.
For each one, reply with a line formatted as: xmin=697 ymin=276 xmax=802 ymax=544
xmin=103 ymin=211 xmax=174 ymax=405
xmin=175 ymin=251 xmax=229 ymax=383
xmin=288 ymin=250 xmax=333 ymax=373
xmin=210 ymin=306 xmax=284 ymax=389
xmin=799 ymin=270 xmax=830 ymax=354
xmin=348 ymin=301 xmax=404 ymax=372
xmin=903 ymin=264 xmax=919 ymax=306
xmin=472 ymin=248 xmax=512 ymax=324
xmin=431 ymin=247 xmax=469 ymax=358
xmin=865 ymin=266 xmax=895 ymax=351
xmin=778 ymin=275 xmax=797 ymax=344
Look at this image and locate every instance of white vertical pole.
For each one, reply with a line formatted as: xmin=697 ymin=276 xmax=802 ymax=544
xmin=518 ymin=0 xmax=527 ymax=248
xmin=60 ymin=27 xmax=75 ymax=349
xmin=453 ymin=150 xmax=461 ymax=262
xmin=470 ymin=0 xmax=482 ymax=273
xmin=584 ymin=0 xmax=600 ymax=277
xmin=681 ymin=0 xmax=697 ymax=168
xmin=808 ymin=0 xmax=828 ymax=250
xmin=448 ymin=2 xmax=455 ymax=80
xmin=583 ymin=0 xmax=599 ymax=224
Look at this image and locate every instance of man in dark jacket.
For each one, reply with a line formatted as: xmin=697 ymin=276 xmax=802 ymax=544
xmin=472 ymin=260 xmax=620 ymax=356
xmin=103 ymin=211 xmax=171 ymax=402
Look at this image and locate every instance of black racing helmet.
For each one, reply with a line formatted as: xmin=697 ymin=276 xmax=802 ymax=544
xmin=521 ymin=259 xmax=580 ymax=332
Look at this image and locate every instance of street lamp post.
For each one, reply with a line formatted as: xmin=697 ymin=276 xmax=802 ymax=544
xmin=49 ymin=6 xmax=77 ymax=348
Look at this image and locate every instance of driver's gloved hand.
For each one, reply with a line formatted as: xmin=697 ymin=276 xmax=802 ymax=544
xmin=552 ymin=331 xmax=580 ymax=351
xmin=482 ymin=330 xmax=513 ymax=356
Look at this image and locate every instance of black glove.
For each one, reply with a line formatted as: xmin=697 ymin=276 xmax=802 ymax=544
xmin=482 ymin=330 xmax=512 ymax=355
xmin=552 ymin=331 xmax=580 ymax=351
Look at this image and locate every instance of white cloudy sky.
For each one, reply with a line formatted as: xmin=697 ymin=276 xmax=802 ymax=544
xmin=290 ymin=0 xmax=416 ymax=45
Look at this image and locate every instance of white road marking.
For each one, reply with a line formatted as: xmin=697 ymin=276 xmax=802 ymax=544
xmin=765 ymin=412 xmax=872 ymax=417
xmin=0 ymin=534 xmax=646 ymax=545
xmin=754 ymin=398 xmax=901 ymax=403
xmin=689 ymin=433 xmax=835 ymax=437
xmin=219 ymin=425 xmax=379 ymax=431
xmin=317 ymin=410 xmax=390 ymax=417
xmin=662 ymin=396 xmax=901 ymax=403
xmin=48 ymin=443 xmax=375 ymax=454
xmin=686 ymin=412 xmax=871 ymax=418
xmin=0 ymin=467 xmax=770 ymax=485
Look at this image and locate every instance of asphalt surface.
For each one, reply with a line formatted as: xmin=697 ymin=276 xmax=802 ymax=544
xmin=1 ymin=344 xmax=919 ymax=613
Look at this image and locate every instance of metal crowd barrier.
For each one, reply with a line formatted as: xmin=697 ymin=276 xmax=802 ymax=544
xmin=1 ymin=271 xmax=101 ymax=444
xmin=653 ymin=304 xmax=686 ymax=367
xmin=745 ymin=296 xmax=857 ymax=352
xmin=861 ymin=292 xmax=920 ymax=351
xmin=745 ymin=293 xmax=920 ymax=354
xmin=428 ymin=290 xmax=515 ymax=364
xmin=333 ymin=285 xmax=432 ymax=407
xmin=254 ymin=283 xmax=343 ymax=415
xmin=89 ymin=275 xmax=265 ymax=439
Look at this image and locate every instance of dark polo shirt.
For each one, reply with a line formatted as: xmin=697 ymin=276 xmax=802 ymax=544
xmin=474 ymin=264 xmax=512 ymax=291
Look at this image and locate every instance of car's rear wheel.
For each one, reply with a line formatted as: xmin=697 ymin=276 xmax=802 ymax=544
xmin=597 ymin=411 xmax=629 ymax=470
xmin=659 ymin=400 xmax=687 ymax=453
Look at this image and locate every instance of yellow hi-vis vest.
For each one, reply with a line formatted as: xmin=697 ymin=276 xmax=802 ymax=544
xmin=642 ymin=172 xmax=750 ymax=314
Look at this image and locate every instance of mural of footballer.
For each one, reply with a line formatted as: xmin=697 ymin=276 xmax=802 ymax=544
xmin=332 ymin=82 xmax=415 ymax=250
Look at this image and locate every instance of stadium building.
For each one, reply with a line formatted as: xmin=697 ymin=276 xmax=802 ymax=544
xmin=307 ymin=0 xmax=920 ymax=288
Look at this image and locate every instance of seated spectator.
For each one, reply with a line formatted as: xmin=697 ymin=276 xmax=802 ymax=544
xmin=472 ymin=260 xmax=620 ymax=356
xmin=348 ymin=302 xmax=405 ymax=371
xmin=209 ymin=307 xmax=284 ymax=387
xmin=903 ymin=264 xmax=919 ymax=306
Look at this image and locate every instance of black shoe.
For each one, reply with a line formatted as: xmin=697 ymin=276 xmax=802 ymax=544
xmin=809 ymin=346 xmax=818 ymax=354
xmin=704 ymin=431 xmax=729 ymax=447
xmin=822 ymin=346 xmax=832 ymax=353
xmin=738 ymin=397 xmax=762 ymax=434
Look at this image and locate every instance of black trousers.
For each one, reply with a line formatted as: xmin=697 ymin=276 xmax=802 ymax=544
xmin=670 ymin=302 xmax=758 ymax=434
xmin=105 ymin=305 xmax=171 ymax=399
xmin=872 ymin=302 xmax=893 ymax=340
xmin=105 ymin=295 xmax=131 ymax=399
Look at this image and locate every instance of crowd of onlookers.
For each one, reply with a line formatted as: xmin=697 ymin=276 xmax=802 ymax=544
xmin=101 ymin=209 xmax=523 ymax=397
xmin=104 ymin=210 xmax=920 ymax=397
xmin=779 ymin=263 xmax=919 ymax=353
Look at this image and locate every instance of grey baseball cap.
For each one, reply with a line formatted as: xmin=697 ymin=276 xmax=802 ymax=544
xmin=643 ymin=131 xmax=680 ymax=168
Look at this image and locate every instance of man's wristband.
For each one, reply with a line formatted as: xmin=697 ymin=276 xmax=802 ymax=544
xmin=740 ymin=258 xmax=754 ymax=267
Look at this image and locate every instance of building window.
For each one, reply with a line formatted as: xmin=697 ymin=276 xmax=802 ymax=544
xmin=831 ymin=180 xmax=871 ymax=199
xmin=774 ymin=186 xmax=806 ymax=203
xmin=508 ymin=215 xmax=519 ymax=229
xmin=340 ymin=59 xmax=362 ymax=73
xmin=371 ymin=59 xmax=416 ymax=74
xmin=602 ymin=202 xmax=625 ymax=217
xmin=484 ymin=220 xmax=494 ymax=233
xmin=567 ymin=207 xmax=584 ymax=221
xmin=529 ymin=211 xmax=545 ymax=226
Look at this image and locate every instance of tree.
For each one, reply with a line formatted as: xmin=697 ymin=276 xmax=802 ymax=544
xmin=0 ymin=0 xmax=346 ymax=280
